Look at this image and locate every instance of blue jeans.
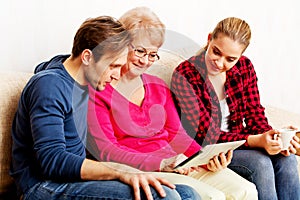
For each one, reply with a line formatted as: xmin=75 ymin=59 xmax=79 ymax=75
xmin=229 ymin=149 xmax=300 ymax=200
xmin=23 ymin=180 xmax=201 ymax=200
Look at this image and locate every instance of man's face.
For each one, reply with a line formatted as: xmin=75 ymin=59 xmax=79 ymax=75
xmin=86 ymin=49 xmax=128 ymax=91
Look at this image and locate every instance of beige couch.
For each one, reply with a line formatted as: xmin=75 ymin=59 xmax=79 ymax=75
xmin=0 ymin=71 xmax=33 ymax=199
xmin=1 ymin=51 xmax=299 ymax=198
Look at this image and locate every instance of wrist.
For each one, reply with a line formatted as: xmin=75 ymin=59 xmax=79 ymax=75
xmin=247 ymin=134 xmax=263 ymax=148
xmin=160 ymin=159 xmax=166 ymax=171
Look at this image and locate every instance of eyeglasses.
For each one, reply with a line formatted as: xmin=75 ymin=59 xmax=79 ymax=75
xmin=130 ymin=44 xmax=160 ymax=62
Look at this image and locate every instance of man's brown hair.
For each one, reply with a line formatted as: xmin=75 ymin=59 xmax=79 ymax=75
xmin=72 ymin=16 xmax=131 ymax=62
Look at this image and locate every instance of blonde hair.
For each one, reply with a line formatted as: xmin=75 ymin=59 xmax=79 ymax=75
xmin=200 ymin=17 xmax=251 ymax=54
xmin=119 ymin=7 xmax=165 ymax=47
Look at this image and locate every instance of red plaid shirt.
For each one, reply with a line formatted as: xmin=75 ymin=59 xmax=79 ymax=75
xmin=171 ymin=51 xmax=272 ymax=147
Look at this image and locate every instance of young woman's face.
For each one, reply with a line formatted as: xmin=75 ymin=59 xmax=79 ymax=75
xmin=124 ymin=37 xmax=159 ymax=77
xmin=205 ymin=33 xmax=245 ymax=76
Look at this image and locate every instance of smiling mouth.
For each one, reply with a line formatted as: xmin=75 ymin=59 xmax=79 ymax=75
xmin=211 ymin=61 xmax=225 ymax=72
xmin=213 ymin=66 xmax=221 ymax=71
xmin=210 ymin=62 xmax=220 ymax=71
xmin=132 ymin=62 xmax=147 ymax=68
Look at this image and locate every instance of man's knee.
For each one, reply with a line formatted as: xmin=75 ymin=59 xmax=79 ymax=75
xmin=152 ymin=185 xmax=181 ymax=200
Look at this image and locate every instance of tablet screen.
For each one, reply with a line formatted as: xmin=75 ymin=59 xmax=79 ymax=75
xmin=175 ymin=140 xmax=246 ymax=169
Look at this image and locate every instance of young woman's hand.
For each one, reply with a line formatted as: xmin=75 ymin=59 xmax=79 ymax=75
xmin=248 ymin=130 xmax=282 ymax=155
xmin=281 ymin=135 xmax=300 ymax=156
xmin=262 ymin=130 xmax=283 ymax=155
xmin=206 ymin=150 xmax=233 ymax=172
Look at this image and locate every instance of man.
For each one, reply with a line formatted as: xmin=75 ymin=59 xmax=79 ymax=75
xmin=10 ymin=16 xmax=183 ymax=200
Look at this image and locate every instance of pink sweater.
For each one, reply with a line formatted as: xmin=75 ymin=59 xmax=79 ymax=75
xmin=88 ymin=73 xmax=200 ymax=171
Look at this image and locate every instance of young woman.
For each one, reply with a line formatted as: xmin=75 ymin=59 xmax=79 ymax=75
xmin=171 ymin=17 xmax=300 ymax=200
xmin=87 ymin=7 xmax=257 ymax=200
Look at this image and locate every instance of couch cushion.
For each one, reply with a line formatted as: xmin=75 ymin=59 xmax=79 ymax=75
xmin=265 ymin=105 xmax=300 ymax=129
xmin=0 ymin=71 xmax=32 ymax=194
xmin=146 ymin=50 xmax=185 ymax=86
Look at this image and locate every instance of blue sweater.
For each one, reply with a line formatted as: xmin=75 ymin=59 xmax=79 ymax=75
xmin=10 ymin=55 xmax=88 ymax=193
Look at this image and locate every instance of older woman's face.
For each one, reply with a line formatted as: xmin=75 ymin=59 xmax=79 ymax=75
xmin=205 ymin=33 xmax=245 ymax=76
xmin=124 ymin=37 xmax=159 ymax=77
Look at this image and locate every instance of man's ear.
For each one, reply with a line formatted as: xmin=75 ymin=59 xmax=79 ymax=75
xmin=207 ymin=33 xmax=212 ymax=42
xmin=81 ymin=49 xmax=93 ymax=65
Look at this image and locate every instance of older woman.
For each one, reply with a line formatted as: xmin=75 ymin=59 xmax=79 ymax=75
xmin=87 ymin=7 xmax=257 ymax=200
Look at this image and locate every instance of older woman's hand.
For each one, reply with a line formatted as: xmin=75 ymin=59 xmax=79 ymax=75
xmin=160 ymin=154 xmax=188 ymax=172
xmin=206 ymin=149 xmax=233 ymax=172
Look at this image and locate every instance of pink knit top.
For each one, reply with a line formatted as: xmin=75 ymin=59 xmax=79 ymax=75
xmin=88 ymin=73 xmax=200 ymax=171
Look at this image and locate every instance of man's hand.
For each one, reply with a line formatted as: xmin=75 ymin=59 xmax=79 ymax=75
xmin=119 ymin=172 xmax=176 ymax=200
xmin=81 ymin=159 xmax=176 ymax=200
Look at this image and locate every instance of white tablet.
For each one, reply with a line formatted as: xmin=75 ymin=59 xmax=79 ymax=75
xmin=175 ymin=140 xmax=246 ymax=169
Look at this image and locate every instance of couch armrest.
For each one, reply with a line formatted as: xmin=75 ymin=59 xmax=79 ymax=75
xmin=0 ymin=71 xmax=33 ymax=195
xmin=265 ymin=105 xmax=300 ymax=154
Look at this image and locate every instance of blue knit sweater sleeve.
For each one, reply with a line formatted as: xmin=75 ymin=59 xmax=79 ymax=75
xmin=11 ymin=72 xmax=86 ymax=191
xmin=28 ymin=74 xmax=85 ymax=179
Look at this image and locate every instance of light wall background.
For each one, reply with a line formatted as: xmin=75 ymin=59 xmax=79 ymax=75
xmin=1 ymin=0 xmax=299 ymax=115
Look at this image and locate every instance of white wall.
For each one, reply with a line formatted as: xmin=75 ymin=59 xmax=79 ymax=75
xmin=1 ymin=0 xmax=299 ymax=115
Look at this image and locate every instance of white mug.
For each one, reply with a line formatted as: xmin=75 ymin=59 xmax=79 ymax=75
xmin=279 ymin=128 xmax=297 ymax=150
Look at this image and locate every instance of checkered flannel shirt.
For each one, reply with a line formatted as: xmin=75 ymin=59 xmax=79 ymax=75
xmin=171 ymin=51 xmax=272 ymax=147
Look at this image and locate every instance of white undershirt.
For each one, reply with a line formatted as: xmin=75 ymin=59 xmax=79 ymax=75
xmin=220 ymin=98 xmax=230 ymax=132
